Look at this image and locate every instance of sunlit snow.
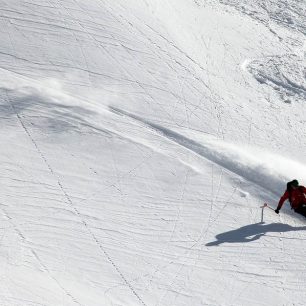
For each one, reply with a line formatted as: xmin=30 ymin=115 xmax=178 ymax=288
xmin=0 ymin=1 xmax=305 ymax=305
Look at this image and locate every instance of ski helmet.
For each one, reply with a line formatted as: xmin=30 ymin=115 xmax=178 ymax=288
xmin=287 ymin=179 xmax=299 ymax=191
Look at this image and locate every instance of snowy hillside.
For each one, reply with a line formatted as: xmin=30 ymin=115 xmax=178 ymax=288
xmin=0 ymin=0 xmax=305 ymax=305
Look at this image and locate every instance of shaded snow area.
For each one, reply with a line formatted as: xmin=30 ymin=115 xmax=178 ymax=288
xmin=203 ymin=0 xmax=306 ymax=35
xmin=0 ymin=0 xmax=306 ymax=305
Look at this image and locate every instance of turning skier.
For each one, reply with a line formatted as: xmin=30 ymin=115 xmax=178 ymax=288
xmin=275 ymin=180 xmax=306 ymax=217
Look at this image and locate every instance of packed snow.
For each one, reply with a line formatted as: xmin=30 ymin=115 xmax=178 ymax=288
xmin=0 ymin=0 xmax=305 ymax=305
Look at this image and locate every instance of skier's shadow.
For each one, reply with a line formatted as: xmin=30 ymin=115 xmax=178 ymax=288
xmin=206 ymin=222 xmax=306 ymax=246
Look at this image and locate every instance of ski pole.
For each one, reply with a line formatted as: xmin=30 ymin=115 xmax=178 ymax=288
xmin=261 ymin=203 xmax=275 ymax=211
xmin=260 ymin=203 xmax=275 ymax=222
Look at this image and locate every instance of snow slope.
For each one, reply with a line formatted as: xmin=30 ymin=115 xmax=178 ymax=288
xmin=0 ymin=0 xmax=305 ymax=305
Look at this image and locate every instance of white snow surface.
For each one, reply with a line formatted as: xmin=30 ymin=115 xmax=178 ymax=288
xmin=0 ymin=0 xmax=306 ymax=305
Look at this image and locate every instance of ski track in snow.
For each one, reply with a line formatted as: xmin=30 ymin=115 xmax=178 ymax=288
xmin=109 ymin=106 xmax=306 ymax=197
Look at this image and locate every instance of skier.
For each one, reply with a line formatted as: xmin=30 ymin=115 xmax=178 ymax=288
xmin=275 ymin=180 xmax=306 ymax=217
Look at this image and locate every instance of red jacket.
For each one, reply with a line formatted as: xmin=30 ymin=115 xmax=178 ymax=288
xmin=277 ymin=186 xmax=306 ymax=210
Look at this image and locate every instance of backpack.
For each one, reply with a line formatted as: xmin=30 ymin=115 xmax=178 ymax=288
xmin=287 ymin=182 xmax=304 ymax=204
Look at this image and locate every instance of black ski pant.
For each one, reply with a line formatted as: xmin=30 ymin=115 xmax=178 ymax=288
xmin=294 ymin=205 xmax=306 ymax=218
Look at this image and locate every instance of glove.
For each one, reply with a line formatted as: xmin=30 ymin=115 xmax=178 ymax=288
xmin=275 ymin=209 xmax=280 ymax=214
